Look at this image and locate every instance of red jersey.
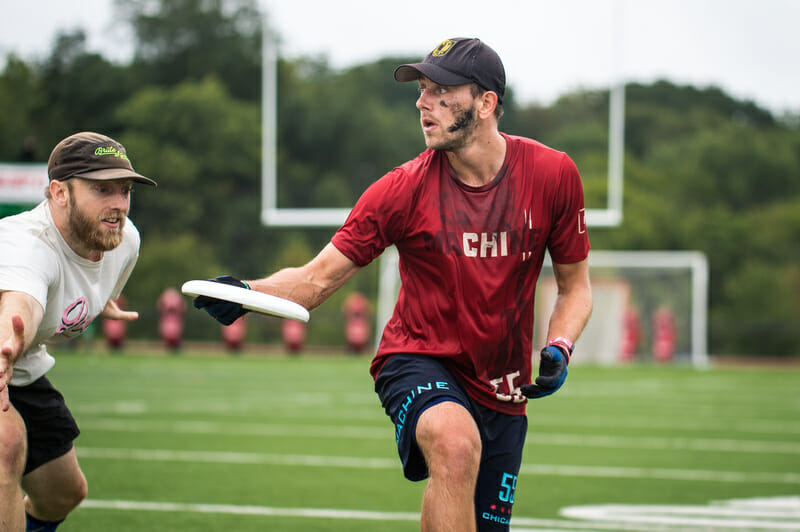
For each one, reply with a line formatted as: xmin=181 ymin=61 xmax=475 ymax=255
xmin=331 ymin=133 xmax=590 ymax=415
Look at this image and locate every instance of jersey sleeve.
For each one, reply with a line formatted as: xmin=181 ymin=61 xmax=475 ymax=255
xmin=331 ymin=168 xmax=413 ymax=267
xmin=0 ymin=231 xmax=56 ymax=309
xmin=546 ymin=154 xmax=591 ymax=263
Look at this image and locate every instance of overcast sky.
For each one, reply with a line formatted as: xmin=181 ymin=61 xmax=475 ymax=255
xmin=2 ymin=0 xmax=798 ymax=115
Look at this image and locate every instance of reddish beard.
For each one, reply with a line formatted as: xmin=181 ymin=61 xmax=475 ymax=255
xmin=67 ymin=193 xmax=126 ymax=251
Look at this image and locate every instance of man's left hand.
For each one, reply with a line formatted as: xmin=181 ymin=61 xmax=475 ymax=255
xmin=0 ymin=315 xmax=25 ymax=412
xmin=100 ymin=298 xmax=139 ymax=321
xmin=521 ymin=345 xmax=569 ymax=399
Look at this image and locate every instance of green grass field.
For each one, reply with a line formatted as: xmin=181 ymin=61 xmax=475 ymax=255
xmin=45 ymin=347 xmax=799 ymax=531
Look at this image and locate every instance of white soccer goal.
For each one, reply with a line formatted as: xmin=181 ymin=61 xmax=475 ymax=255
xmin=375 ymin=249 xmax=709 ymax=368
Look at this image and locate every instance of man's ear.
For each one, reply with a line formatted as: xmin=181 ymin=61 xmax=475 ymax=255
xmin=478 ymin=91 xmax=499 ymax=120
xmin=48 ymin=179 xmax=69 ymax=206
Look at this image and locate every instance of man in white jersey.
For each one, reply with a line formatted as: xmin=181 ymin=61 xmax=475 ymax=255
xmin=0 ymin=132 xmax=156 ymax=532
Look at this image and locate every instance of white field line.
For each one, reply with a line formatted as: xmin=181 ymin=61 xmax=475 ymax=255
xmin=533 ymin=433 xmax=800 ymax=454
xmin=76 ymin=401 xmax=800 ymax=435
xmin=530 ymin=415 xmax=800 ymax=436
xmin=77 ymin=497 xmax=800 ymax=531
xmin=78 ymin=447 xmax=397 ymax=469
xmin=78 ymin=418 xmax=800 ymax=455
xmin=75 ymin=499 xmax=651 ymax=531
xmin=79 ymin=499 xmax=419 ymax=521
xmin=74 ymin=392 xmax=379 ymax=414
xmin=560 ymin=502 xmax=800 ymax=530
xmin=518 ymin=463 xmax=800 ymax=484
xmin=75 ymin=447 xmax=800 ymax=484
xmin=80 ymin=418 xmax=391 ymax=439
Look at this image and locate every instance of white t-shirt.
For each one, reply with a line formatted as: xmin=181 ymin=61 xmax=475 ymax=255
xmin=0 ymin=200 xmax=140 ymax=385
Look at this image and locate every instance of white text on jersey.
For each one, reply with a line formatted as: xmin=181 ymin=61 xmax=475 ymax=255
xmin=462 ymin=232 xmax=509 ymax=257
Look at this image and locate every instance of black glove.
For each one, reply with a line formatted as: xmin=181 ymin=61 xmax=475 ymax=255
xmin=192 ymin=275 xmax=250 ymax=325
xmin=521 ymin=345 xmax=569 ymax=399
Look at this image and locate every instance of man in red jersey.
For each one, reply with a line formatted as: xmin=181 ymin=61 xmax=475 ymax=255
xmin=194 ymin=37 xmax=592 ymax=532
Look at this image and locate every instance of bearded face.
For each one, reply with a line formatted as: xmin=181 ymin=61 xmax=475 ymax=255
xmin=425 ymin=103 xmax=479 ymax=151
xmin=416 ymin=80 xmax=481 ymax=152
xmin=66 ymin=182 xmax=127 ymax=252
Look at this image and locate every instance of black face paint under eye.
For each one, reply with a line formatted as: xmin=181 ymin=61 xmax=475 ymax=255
xmin=439 ymin=99 xmax=448 ymax=108
xmin=448 ymin=108 xmax=475 ymax=133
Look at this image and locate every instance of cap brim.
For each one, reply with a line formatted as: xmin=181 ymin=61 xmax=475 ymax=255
xmin=73 ymin=167 xmax=157 ymax=187
xmin=394 ymin=63 xmax=473 ymax=87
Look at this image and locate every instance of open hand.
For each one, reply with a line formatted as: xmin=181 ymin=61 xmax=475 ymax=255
xmin=100 ymin=298 xmax=139 ymax=321
xmin=1 ymin=315 xmax=25 ymax=411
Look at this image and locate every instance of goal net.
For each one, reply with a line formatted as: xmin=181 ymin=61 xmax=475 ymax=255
xmin=375 ymin=249 xmax=709 ymax=368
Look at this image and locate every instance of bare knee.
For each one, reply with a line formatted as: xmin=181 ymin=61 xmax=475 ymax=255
xmin=417 ymin=403 xmax=482 ymax=481
xmin=65 ymin=473 xmax=88 ymax=509
xmin=24 ymin=458 xmax=88 ymax=520
xmin=0 ymin=415 xmax=27 ymax=481
xmin=429 ymin=432 xmax=480 ymax=479
xmin=47 ymin=473 xmax=87 ymax=517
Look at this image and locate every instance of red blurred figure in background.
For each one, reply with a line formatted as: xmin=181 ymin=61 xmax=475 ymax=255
xmin=282 ymin=318 xmax=305 ymax=354
xmin=620 ymin=305 xmax=641 ymax=363
xmin=652 ymin=305 xmax=677 ymax=363
xmin=222 ymin=315 xmax=248 ymax=352
xmin=157 ymin=288 xmax=186 ymax=351
xmin=342 ymin=292 xmax=371 ymax=353
xmin=102 ymin=295 xmax=128 ymax=351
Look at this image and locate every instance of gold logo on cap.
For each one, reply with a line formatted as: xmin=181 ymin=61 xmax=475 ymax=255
xmin=432 ymin=40 xmax=456 ymax=57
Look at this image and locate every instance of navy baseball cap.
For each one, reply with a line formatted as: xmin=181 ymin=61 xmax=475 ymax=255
xmin=48 ymin=131 xmax=156 ymax=186
xmin=394 ymin=38 xmax=506 ymax=104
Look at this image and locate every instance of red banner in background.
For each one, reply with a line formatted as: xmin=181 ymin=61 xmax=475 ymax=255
xmin=0 ymin=163 xmax=48 ymax=204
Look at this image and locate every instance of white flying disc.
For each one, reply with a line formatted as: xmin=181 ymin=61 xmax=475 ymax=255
xmin=181 ymin=280 xmax=310 ymax=322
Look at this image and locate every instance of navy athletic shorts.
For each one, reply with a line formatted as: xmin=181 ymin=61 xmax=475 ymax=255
xmin=8 ymin=376 xmax=80 ymax=475
xmin=375 ymin=354 xmax=527 ymax=531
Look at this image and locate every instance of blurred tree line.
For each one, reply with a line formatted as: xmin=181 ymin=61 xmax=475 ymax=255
xmin=1 ymin=0 xmax=798 ymax=355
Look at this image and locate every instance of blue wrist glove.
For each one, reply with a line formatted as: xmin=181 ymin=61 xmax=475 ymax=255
xmin=192 ymin=275 xmax=250 ymax=325
xmin=521 ymin=345 xmax=569 ymax=399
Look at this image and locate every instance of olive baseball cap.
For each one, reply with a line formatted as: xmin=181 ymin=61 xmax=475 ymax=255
xmin=394 ymin=38 xmax=506 ymax=104
xmin=47 ymin=131 xmax=157 ymax=186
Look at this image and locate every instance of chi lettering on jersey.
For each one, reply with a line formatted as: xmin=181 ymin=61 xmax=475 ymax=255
xmin=462 ymin=232 xmax=508 ymax=257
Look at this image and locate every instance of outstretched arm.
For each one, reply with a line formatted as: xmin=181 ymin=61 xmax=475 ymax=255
xmin=0 ymin=291 xmax=44 ymax=411
xmin=193 ymin=243 xmax=363 ymax=325
xmin=247 ymin=243 xmax=362 ymax=311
